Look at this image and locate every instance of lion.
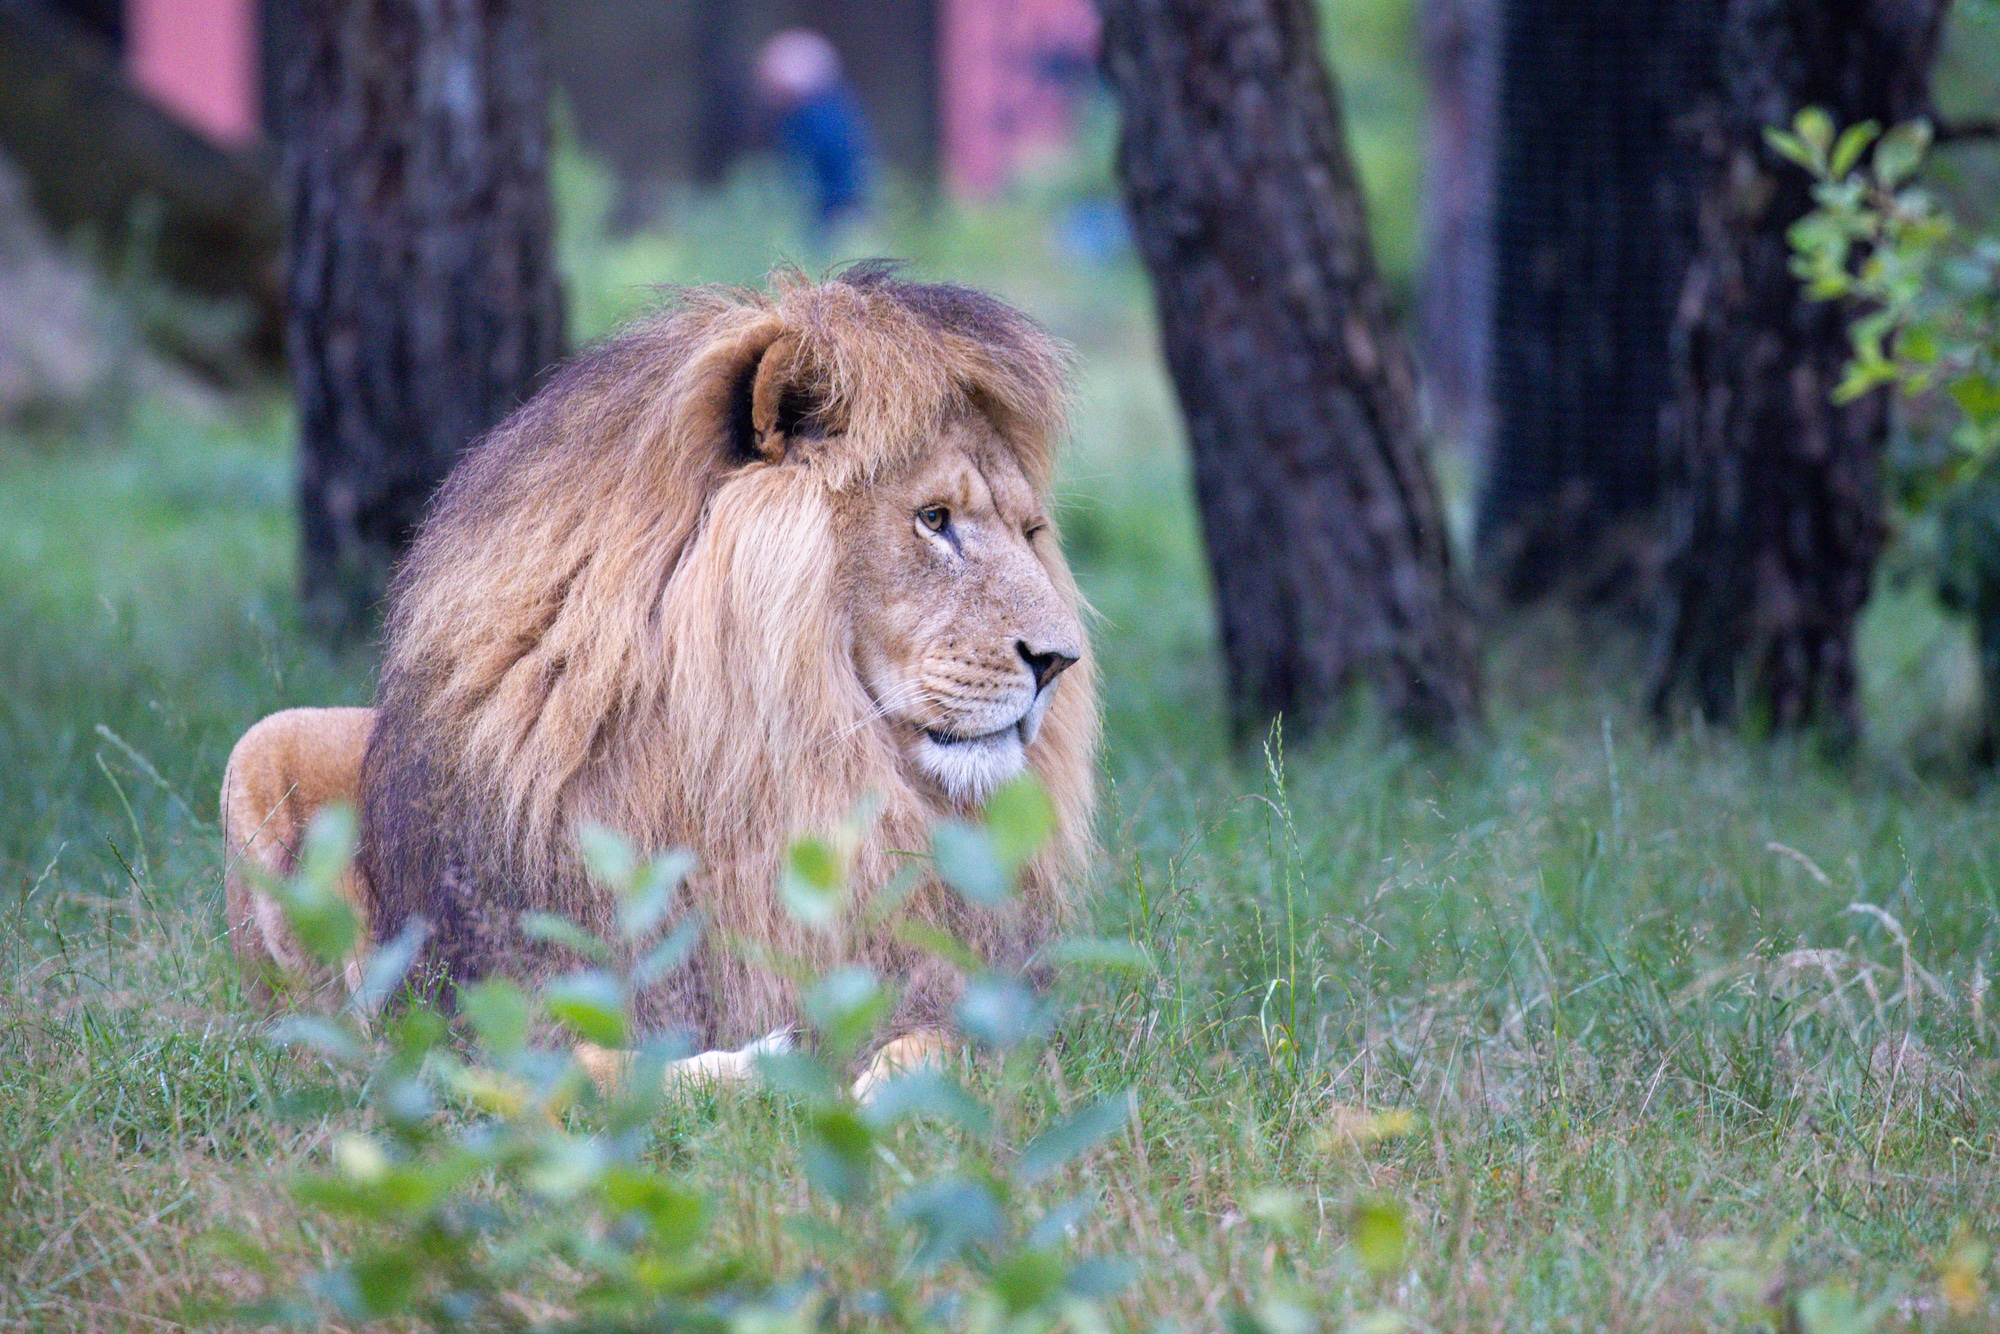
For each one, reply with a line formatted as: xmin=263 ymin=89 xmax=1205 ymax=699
xmin=222 ymin=266 xmax=1097 ymax=1087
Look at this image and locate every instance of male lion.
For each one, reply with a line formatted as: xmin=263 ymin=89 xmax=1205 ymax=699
xmin=222 ymin=267 xmax=1097 ymax=1084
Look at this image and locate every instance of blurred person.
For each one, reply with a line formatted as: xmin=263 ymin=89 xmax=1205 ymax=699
xmin=754 ymin=29 xmax=872 ymax=237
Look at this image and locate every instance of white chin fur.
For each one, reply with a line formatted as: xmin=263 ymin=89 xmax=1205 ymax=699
xmin=914 ymin=727 xmax=1028 ymax=805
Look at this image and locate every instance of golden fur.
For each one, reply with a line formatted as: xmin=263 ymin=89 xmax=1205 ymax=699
xmin=353 ymin=266 xmax=1098 ymax=1052
xmin=220 ymin=706 xmax=374 ymax=1003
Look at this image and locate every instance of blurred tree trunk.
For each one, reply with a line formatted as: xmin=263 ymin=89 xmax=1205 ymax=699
xmin=1475 ymin=0 xmax=1710 ymax=605
xmin=1418 ymin=0 xmax=1498 ymax=466
xmin=1097 ymin=0 xmax=1481 ymax=743
xmin=281 ymin=0 xmax=565 ymax=639
xmin=1649 ymin=0 xmax=1948 ymax=738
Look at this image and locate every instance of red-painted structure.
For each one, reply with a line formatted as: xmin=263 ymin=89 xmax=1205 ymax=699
xmin=941 ymin=0 xmax=1097 ymax=196
xmin=125 ymin=0 xmax=258 ymax=148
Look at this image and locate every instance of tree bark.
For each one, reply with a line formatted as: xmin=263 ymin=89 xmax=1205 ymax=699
xmin=1650 ymin=0 xmax=1948 ymax=737
xmin=282 ymin=0 xmax=565 ymax=639
xmin=1475 ymin=0 xmax=1711 ymax=604
xmin=1096 ymin=0 xmax=1481 ymax=744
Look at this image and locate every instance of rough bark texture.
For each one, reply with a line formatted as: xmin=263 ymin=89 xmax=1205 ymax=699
xmin=1475 ymin=0 xmax=1711 ymax=604
xmin=1418 ymin=0 xmax=1498 ymax=466
xmin=282 ymin=0 xmax=565 ymax=638
xmin=1651 ymin=0 xmax=1948 ymax=736
xmin=1098 ymin=0 xmax=1481 ymax=742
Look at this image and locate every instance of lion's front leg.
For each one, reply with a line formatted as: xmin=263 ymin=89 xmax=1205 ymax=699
xmin=576 ymin=1029 xmax=795 ymax=1093
xmin=577 ymin=1028 xmax=949 ymax=1105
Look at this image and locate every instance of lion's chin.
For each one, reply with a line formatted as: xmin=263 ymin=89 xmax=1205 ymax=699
xmin=911 ymin=725 xmax=1028 ymax=807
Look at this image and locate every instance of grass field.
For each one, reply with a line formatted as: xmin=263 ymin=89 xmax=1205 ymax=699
xmin=7 ymin=10 xmax=2000 ymax=1327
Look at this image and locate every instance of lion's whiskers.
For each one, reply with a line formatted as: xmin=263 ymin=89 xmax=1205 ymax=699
xmin=835 ymin=678 xmax=932 ymax=743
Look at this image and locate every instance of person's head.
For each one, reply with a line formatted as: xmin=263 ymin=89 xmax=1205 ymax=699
xmin=755 ymin=29 xmax=842 ymax=109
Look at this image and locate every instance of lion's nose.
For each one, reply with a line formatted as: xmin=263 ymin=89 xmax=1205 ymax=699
xmin=1018 ymin=641 xmax=1079 ymax=692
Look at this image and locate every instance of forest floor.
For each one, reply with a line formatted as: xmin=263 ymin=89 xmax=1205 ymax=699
xmin=5 ymin=171 xmax=2000 ymax=1330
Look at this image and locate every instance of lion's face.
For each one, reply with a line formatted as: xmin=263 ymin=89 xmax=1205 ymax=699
xmin=843 ymin=414 xmax=1085 ymax=806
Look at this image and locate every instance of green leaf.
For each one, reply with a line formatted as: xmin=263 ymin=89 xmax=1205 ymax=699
xmin=350 ymin=918 xmax=428 ymax=1014
xmin=1833 ymin=359 xmax=1899 ymax=404
xmin=526 ymin=1135 xmax=607 ymax=1201
xmin=386 ymin=1007 xmax=448 ymax=1065
xmin=754 ymin=1048 xmax=844 ymax=1103
xmin=620 ymin=849 xmax=695 ymax=941
xmin=956 ymin=972 xmax=1053 ymax=1051
xmin=295 ymin=803 xmax=358 ymax=893
xmin=932 ymin=821 xmax=1008 ymax=905
xmin=1794 ymin=106 xmax=1835 ymax=163
xmin=1900 ymin=323 xmax=1941 ymax=367
xmin=631 ymin=912 xmax=705 ymax=987
xmin=1829 ymin=120 xmax=1880 ymax=177
xmin=1018 ymin=1091 xmax=1135 ymax=1183
xmin=1041 ymin=936 xmax=1152 ymax=973
xmin=266 ymin=1015 xmax=363 ymax=1065
xmin=780 ymin=836 xmax=846 ymax=929
xmin=1065 ymin=1256 xmax=1138 ymax=1299
xmin=893 ymin=918 xmax=983 ymax=973
xmin=599 ymin=1167 xmax=708 ymax=1253
xmin=1874 ymin=118 xmax=1933 ymax=188
xmin=891 ymin=1176 xmax=1005 ymax=1268
xmin=329 ymin=1251 xmax=419 ymax=1320
xmin=543 ymin=971 xmax=628 ymax=1048
xmin=801 ymin=965 xmax=895 ymax=1059
xmin=1950 ymin=374 xmax=2000 ymax=427
xmin=461 ymin=978 xmax=530 ymax=1057
xmin=1351 ymin=1193 xmax=1409 ymax=1278
xmin=861 ymin=1068 xmax=993 ymax=1135
xmin=576 ymin=821 xmax=637 ymax=890
xmin=1028 ymin=1195 xmax=1097 ymax=1249
xmin=985 ymin=773 xmax=1056 ymax=871
xmin=520 ymin=911 xmax=610 ymax=963
xmin=1794 ymin=1281 xmax=1894 ymax=1334
xmin=271 ymin=807 xmax=361 ymax=967
xmin=1245 ymin=1188 xmax=1308 ymax=1234
xmin=802 ymin=1107 xmax=874 ymax=1206
xmin=991 ymin=1247 xmax=1067 ymax=1315
xmin=1764 ymin=127 xmax=1817 ymax=173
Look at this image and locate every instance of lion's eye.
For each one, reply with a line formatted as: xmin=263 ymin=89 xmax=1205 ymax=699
xmin=918 ymin=505 xmax=950 ymax=534
xmin=1024 ymin=520 xmax=1047 ymax=541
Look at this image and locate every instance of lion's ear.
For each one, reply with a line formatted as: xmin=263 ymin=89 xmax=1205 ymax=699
xmin=743 ymin=333 xmax=832 ymax=461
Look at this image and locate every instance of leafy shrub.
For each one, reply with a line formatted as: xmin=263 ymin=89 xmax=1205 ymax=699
xmin=1773 ymin=107 xmax=2000 ymax=747
xmin=236 ymin=778 xmax=1145 ymax=1331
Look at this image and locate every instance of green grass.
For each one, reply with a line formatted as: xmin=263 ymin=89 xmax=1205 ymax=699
xmin=7 ymin=116 xmax=2000 ymax=1332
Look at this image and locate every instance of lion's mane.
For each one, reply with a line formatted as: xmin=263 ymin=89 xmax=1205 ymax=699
xmin=360 ymin=267 xmax=1097 ymax=1047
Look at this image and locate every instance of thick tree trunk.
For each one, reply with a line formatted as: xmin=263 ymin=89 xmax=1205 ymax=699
xmin=1096 ymin=0 xmax=1481 ymax=743
xmin=1475 ymin=0 xmax=1711 ymax=604
xmin=1418 ymin=0 xmax=1498 ymax=466
xmin=1650 ymin=0 xmax=1948 ymax=737
xmin=282 ymin=0 xmax=565 ymax=639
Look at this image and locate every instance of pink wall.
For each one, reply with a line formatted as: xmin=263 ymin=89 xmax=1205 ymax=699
xmin=941 ymin=0 xmax=1098 ymax=198
xmin=126 ymin=0 xmax=259 ymax=149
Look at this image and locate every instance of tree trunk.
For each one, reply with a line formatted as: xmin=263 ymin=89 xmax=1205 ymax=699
xmin=282 ymin=0 xmax=565 ymax=639
xmin=1096 ymin=0 xmax=1481 ymax=744
xmin=1475 ymin=0 xmax=1712 ymax=604
xmin=1650 ymin=0 xmax=1948 ymax=738
xmin=1418 ymin=0 xmax=1498 ymax=467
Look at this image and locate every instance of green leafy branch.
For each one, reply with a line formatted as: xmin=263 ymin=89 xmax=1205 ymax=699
xmin=231 ymin=776 xmax=1146 ymax=1332
xmin=1771 ymin=107 xmax=2000 ymax=470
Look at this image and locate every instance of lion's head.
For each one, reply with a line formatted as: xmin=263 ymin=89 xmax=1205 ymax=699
xmin=359 ymin=266 xmax=1097 ymax=1048
xmin=843 ymin=409 xmax=1084 ymax=803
